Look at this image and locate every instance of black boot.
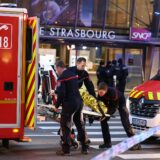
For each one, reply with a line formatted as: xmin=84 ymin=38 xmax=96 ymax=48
xmin=99 ymin=143 xmax=112 ymax=149
xmin=56 ymin=150 xmax=71 ymax=156
xmin=81 ymin=145 xmax=89 ymax=154
xmin=129 ymin=144 xmax=141 ymax=151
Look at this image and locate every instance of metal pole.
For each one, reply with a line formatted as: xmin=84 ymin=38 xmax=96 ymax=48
xmin=102 ymin=0 xmax=109 ymax=30
xmin=129 ymin=0 xmax=135 ymax=27
xmin=75 ymin=0 xmax=80 ymax=29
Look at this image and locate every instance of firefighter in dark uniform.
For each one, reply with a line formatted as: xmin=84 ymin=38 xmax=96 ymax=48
xmin=54 ymin=61 xmax=88 ymax=156
xmin=68 ymin=57 xmax=96 ymax=97
xmin=116 ymin=58 xmax=128 ymax=94
xmin=97 ymin=82 xmax=141 ymax=150
xmin=68 ymin=57 xmax=96 ymax=126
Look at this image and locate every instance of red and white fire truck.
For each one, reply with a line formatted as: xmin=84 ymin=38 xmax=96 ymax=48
xmin=0 ymin=6 xmax=39 ymax=147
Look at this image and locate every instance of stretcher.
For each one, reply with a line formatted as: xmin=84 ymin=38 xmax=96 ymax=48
xmin=37 ymin=92 xmax=111 ymax=149
xmin=37 ymin=103 xmax=110 ymax=123
xmin=37 ymin=88 xmax=111 ymax=121
xmin=37 ymin=103 xmax=79 ymax=149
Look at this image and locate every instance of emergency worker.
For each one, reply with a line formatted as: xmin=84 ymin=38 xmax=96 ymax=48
xmin=68 ymin=57 xmax=96 ymax=97
xmin=97 ymin=82 xmax=141 ymax=150
xmin=55 ymin=61 xmax=88 ymax=155
xmin=116 ymin=58 xmax=128 ymax=94
xmin=104 ymin=61 xmax=112 ymax=86
xmin=68 ymin=57 xmax=96 ymax=134
xmin=109 ymin=60 xmax=120 ymax=87
xmin=96 ymin=60 xmax=105 ymax=85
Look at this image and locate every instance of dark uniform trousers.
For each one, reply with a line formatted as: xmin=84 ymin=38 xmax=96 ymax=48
xmin=117 ymin=80 xmax=126 ymax=94
xmin=100 ymin=94 xmax=134 ymax=145
xmin=61 ymin=98 xmax=87 ymax=152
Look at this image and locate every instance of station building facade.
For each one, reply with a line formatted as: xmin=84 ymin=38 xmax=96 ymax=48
xmin=17 ymin=0 xmax=160 ymax=90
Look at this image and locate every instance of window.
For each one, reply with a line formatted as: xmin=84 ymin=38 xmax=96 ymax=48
xmin=106 ymin=0 xmax=131 ymax=28
xmin=133 ymin=0 xmax=153 ymax=28
xmin=77 ymin=0 xmax=106 ymax=28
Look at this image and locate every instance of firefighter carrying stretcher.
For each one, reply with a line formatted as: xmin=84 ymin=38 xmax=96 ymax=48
xmin=54 ymin=60 xmax=89 ymax=156
xmin=97 ymin=82 xmax=141 ymax=150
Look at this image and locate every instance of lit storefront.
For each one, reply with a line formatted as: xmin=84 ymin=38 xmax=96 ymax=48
xmin=18 ymin=0 xmax=160 ymax=90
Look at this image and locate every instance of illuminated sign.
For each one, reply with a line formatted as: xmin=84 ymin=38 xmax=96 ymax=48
xmin=0 ymin=23 xmax=12 ymax=49
xmin=40 ymin=27 xmax=116 ymax=40
xmin=130 ymin=28 xmax=152 ymax=41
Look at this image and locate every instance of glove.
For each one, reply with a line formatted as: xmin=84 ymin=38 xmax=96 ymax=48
xmin=49 ymin=107 xmax=59 ymax=115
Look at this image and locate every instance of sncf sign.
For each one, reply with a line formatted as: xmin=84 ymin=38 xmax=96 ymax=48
xmin=130 ymin=28 xmax=152 ymax=41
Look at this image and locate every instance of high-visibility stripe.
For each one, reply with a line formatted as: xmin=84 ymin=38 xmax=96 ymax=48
xmin=26 ymin=90 xmax=35 ymax=114
xmin=130 ymin=90 xmax=138 ymax=98
xmin=27 ymin=67 xmax=35 ymax=91
xmin=26 ymin=74 xmax=35 ymax=98
xmin=27 ymin=50 xmax=36 ymax=74
xmin=129 ymin=90 xmax=134 ymax=95
xmin=25 ymin=99 xmax=34 ymax=125
xmin=27 ymin=56 xmax=36 ymax=76
xmin=157 ymin=92 xmax=160 ymax=100
xmin=26 ymin=82 xmax=35 ymax=109
xmin=58 ymin=75 xmax=78 ymax=82
xmin=27 ymin=109 xmax=34 ymax=126
xmin=25 ymin=18 xmax=37 ymax=128
xmin=148 ymin=92 xmax=154 ymax=100
xmin=30 ymin=116 xmax=34 ymax=127
xmin=133 ymin=91 xmax=144 ymax=98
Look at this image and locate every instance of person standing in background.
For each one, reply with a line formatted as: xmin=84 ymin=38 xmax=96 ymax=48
xmin=96 ymin=60 xmax=105 ymax=85
xmin=116 ymin=58 xmax=128 ymax=94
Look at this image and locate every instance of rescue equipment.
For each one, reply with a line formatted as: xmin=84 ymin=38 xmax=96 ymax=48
xmin=80 ymin=90 xmax=108 ymax=116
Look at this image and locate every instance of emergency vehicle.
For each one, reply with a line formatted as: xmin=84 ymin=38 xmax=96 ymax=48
xmin=0 ymin=6 xmax=39 ymax=147
xmin=128 ymin=72 xmax=160 ymax=137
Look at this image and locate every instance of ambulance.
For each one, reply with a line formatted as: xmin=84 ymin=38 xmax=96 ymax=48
xmin=128 ymin=72 xmax=160 ymax=137
xmin=0 ymin=5 xmax=39 ymax=147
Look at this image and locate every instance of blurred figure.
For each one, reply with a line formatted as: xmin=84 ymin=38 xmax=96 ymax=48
xmin=117 ymin=58 xmax=128 ymax=94
xmin=96 ymin=60 xmax=105 ymax=85
xmin=104 ymin=61 xmax=112 ymax=86
xmin=109 ymin=60 xmax=119 ymax=87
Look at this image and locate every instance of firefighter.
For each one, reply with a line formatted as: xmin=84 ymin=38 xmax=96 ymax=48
xmin=68 ymin=57 xmax=96 ymax=97
xmin=68 ymin=57 xmax=96 ymax=126
xmin=97 ymin=82 xmax=141 ymax=150
xmin=116 ymin=58 xmax=128 ymax=94
xmin=54 ymin=61 xmax=88 ymax=155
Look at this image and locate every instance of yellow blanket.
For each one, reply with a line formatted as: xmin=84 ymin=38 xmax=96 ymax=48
xmin=80 ymin=90 xmax=108 ymax=116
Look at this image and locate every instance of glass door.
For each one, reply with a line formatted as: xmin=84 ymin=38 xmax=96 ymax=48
xmin=124 ymin=49 xmax=143 ymax=91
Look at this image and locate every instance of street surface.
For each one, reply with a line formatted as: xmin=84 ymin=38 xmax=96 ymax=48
xmin=0 ymin=114 xmax=160 ymax=160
